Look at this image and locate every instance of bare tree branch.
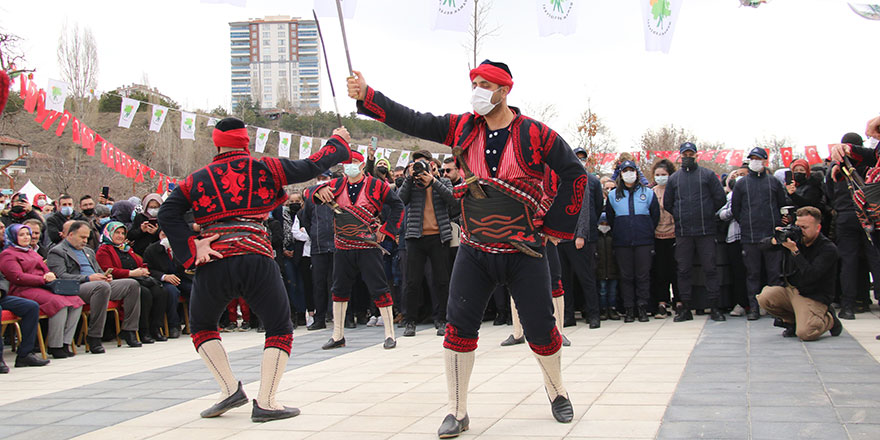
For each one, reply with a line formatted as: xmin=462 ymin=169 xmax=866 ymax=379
xmin=465 ymin=0 xmax=501 ymax=69
xmin=57 ymin=22 xmax=99 ymax=117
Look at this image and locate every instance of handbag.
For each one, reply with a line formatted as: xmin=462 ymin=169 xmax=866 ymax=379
xmin=47 ymin=279 xmax=81 ymax=296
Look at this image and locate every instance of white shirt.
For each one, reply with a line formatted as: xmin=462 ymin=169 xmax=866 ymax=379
xmin=291 ymin=215 xmax=311 ymax=258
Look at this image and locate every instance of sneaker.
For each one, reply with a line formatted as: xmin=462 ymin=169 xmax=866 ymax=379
xmin=240 ymin=322 xmax=251 ymax=331
xmin=655 ymin=304 xmax=667 ymax=319
xmin=223 ymin=323 xmax=237 ymax=332
xmin=366 ymin=316 xmax=378 ymax=327
xmin=730 ymin=304 xmax=746 ymax=316
xmin=376 ymin=316 xmax=384 ymax=327
xmin=403 ymin=322 xmax=416 ymax=337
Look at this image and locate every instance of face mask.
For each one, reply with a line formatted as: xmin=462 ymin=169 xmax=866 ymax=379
xmin=395 ymin=177 xmax=405 ymax=188
xmin=793 ymin=173 xmax=807 ymax=185
xmin=60 ymin=206 xmax=73 ymax=217
xmin=82 ymin=208 xmax=95 ymax=216
xmin=147 ymin=208 xmax=159 ymax=217
xmin=37 ymin=199 xmax=47 ymax=207
xmin=99 ymin=217 xmax=111 ymax=226
xmin=131 ymin=211 xmax=138 ymax=221
xmin=471 ymin=87 xmax=500 ymax=116
xmin=10 ymin=205 xmax=24 ymax=214
xmin=749 ymin=159 xmax=764 ymax=173
xmin=654 ymin=175 xmax=668 ymax=186
xmin=376 ymin=167 xmax=388 ymax=175
xmin=728 ymin=177 xmax=737 ymax=190
xmin=160 ymin=237 xmax=170 ymax=249
xmin=598 ymin=225 xmax=611 ymax=234
xmin=290 ymin=203 xmax=302 ymax=212
xmin=622 ymin=171 xmax=637 ymax=184
xmin=681 ymin=156 xmax=696 ymax=171
xmin=344 ymin=163 xmax=362 ymax=178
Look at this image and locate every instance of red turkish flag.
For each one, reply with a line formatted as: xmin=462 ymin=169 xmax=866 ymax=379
xmin=149 ymin=169 xmax=157 ymax=179
xmin=633 ymin=152 xmax=641 ymax=162
xmin=780 ymin=147 xmax=793 ymax=167
xmin=715 ymin=150 xmax=731 ymax=164
xmin=728 ymin=150 xmax=744 ymax=167
xmin=699 ymin=150 xmax=717 ymax=162
xmin=40 ymin=111 xmax=60 ymax=131
xmin=70 ymin=118 xmax=81 ymax=144
xmin=669 ymin=151 xmax=681 ymax=163
xmin=804 ymin=145 xmax=822 ymax=165
xmin=157 ymin=176 xmax=165 ymax=193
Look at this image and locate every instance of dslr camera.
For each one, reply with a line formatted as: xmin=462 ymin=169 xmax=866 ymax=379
xmin=412 ymin=159 xmax=428 ymax=177
xmin=764 ymin=206 xmax=802 ymax=246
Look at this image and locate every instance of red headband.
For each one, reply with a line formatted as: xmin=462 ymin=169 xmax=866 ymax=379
xmin=213 ymin=127 xmax=250 ymax=151
xmin=343 ymin=151 xmax=365 ymax=164
xmin=469 ymin=64 xmax=514 ymax=91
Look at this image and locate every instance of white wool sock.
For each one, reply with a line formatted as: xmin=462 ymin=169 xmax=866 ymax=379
xmin=534 ymin=350 xmax=568 ymax=401
xmin=444 ymin=348 xmax=475 ymax=420
xmin=510 ymin=297 xmax=523 ymax=340
xmin=379 ymin=306 xmax=395 ymax=340
xmin=332 ymin=301 xmax=348 ymax=341
xmin=553 ymin=296 xmax=565 ymax=334
xmin=197 ymin=339 xmax=238 ymax=400
xmin=257 ymin=347 xmax=289 ymax=410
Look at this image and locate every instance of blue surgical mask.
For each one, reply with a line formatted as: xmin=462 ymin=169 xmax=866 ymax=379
xmin=60 ymin=206 xmax=73 ymax=217
xmin=131 ymin=211 xmax=137 ymax=221
xmin=344 ymin=163 xmax=362 ymax=178
xmin=99 ymin=217 xmax=111 ymax=226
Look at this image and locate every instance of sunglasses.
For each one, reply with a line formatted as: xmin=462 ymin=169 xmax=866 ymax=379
xmin=440 ymin=169 xmax=453 ymax=174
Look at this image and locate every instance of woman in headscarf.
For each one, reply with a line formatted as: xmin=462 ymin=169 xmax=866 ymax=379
xmin=0 ymin=223 xmax=84 ymax=358
xmin=127 ymin=194 xmax=162 ymax=256
xmin=109 ymin=200 xmax=136 ymax=230
xmin=96 ymin=221 xmax=167 ymax=343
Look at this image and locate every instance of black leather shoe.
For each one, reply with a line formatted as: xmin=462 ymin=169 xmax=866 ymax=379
xmin=710 ymin=308 xmax=727 ymax=322
xmin=168 ymin=327 xmax=181 ymax=339
xmin=0 ymin=358 xmax=8 ymax=374
xmin=830 ymin=309 xmax=843 ymax=337
xmin=436 ymin=326 xmax=445 ymax=336
xmin=152 ymin=330 xmax=168 ymax=342
xmin=383 ymin=337 xmax=396 ymax=349
xmin=746 ymin=310 xmax=760 ymax=321
xmin=251 ymin=399 xmax=300 ymax=423
xmin=87 ymin=336 xmax=105 ymax=354
xmin=637 ymin=306 xmax=649 ymax=322
xmin=563 ymin=317 xmax=577 ymax=327
xmin=500 ymin=335 xmax=525 ymax=346
xmin=437 ymin=413 xmax=469 ymax=438
xmin=624 ymin=308 xmax=635 ymax=323
xmin=838 ymin=307 xmax=855 ymax=320
xmin=307 ymin=321 xmax=326 ymax=331
xmin=139 ymin=332 xmax=155 ymax=344
xmin=598 ymin=309 xmax=608 ymax=321
xmin=344 ymin=317 xmax=356 ymax=329
xmin=322 ymin=337 xmax=345 ymax=350
xmin=48 ymin=347 xmax=68 ymax=359
xmin=63 ymin=344 xmax=75 ymax=357
xmin=673 ymin=304 xmax=693 ymax=322
xmin=201 ymin=381 xmax=248 ymax=418
xmin=607 ymin=308 xmax=621 ymax=321
xmin=550 ymin=394 xmax=574 ymax=423
xmin=121 ymin=330 xmax=143 ymax=347
xmin=562 ymin=334 xmax=571 ymax=347
xmin=404 ymin=322 xmax=416 ymax=337
xmin=15 ymin=352 xmax=50 ymax=367
xmin=588 ymin=317 xmax=600 ymax=329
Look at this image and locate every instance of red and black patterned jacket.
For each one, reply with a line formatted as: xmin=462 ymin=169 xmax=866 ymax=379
xmin=356 ymin=86 xmax=586 ymax=254
xmin=158 ymin=136 xmax=352 ymax=268
xmin=305 ymin=175 xmax=404 ymax=251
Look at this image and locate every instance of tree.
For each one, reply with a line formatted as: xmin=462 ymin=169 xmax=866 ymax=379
xmin=57 ymin=22 xmax=99 ymax=116
xmin=0 ymin=27 xmax=26 ymax=72
xmin=751 ymin=135 xmax=794 ymax=170
xmin=571 ymin=101 xmax=617 ymax=172
xmin=465 ymin=0 xmax=501 ymax=69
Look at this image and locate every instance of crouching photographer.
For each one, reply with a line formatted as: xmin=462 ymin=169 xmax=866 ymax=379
xmin=757 ymin=206 xmax=843 ymax=341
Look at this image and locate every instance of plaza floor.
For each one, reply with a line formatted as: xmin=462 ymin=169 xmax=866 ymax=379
xmin=3 ymin=309 xmax=880 ymax=440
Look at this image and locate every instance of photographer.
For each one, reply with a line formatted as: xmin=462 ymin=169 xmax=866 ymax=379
xmin=757 ymin=207 xmax=842 ymax=341
xmin=398 ymin=150 xmax=455 ymax=337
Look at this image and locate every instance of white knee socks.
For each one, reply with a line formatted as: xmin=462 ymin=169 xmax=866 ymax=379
xmin=332 ymin=301 xmax=348 ymax=341
xmin=444 ymin=348 xmax=475 ymax=420
xmin=533 ymin=350 xmax=567 ymax=401
xmin=257 ymin=347 xmax=289 ymax=410
xmin=197 ymin=339 xmax=238 ymax=400
xmin=510 ymin=297 xmax=523 ymax=339
xmin=379 ymin=306 xmax=395 ymax=340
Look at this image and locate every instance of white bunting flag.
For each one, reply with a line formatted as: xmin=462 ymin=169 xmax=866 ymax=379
xmin=149 ymin=105 xmax=169 ymax=132
xmin=433 ymin=0 xmax=472 ymax=32
xmin=314 ymin=0 xmax=357 ymax=18
xmin=206 ymin=117 xmax=220 ymax=127
xmin=375 ymin=148 xmax=388 ymax=160
xmin=46 ymin=79 xmax=69 ymax=113
xmin=536 ymin=0 xmax=578 ymax=37
xmin=357 ymin=145 xmax=369 ymax=157
xmin=180 ymin=112 xmax=197 ymax=140
xmin=255 ymin=128 xmax=270 ymax=153
xmin=396 ymin=151 xmax=412 ymax=168
xmin=278 ymin=132 xmax=292 ymax=158
xmin=642 ymin=0 xmax=684 ymax=54
xmin=298 ymin=136 xmax=313 ymax=159
xmin=118 ymin=98 xmax=140 ymax=128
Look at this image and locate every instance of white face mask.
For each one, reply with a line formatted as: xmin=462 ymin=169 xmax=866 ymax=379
xmin=622 ymin=171 xmax=637 ymax=184
xmin=598 ymin=225 xmax=611 ymax=234
xmin=344 ymin=163 xmax=362 ymax=178
xmin=654 ymin=175 xmax=668 ymax=186
xmin=471 ymin=87 xmax=501 ymax=116
xmin=37 ymin=199 xmax=47 ymax=207
xmin=160 ymin=237 xmax=170 ymax=249
xmin=147 ymin=208 xmax=159 ymax=217
xmin=748 ymin=159 xmax=765 ymax=173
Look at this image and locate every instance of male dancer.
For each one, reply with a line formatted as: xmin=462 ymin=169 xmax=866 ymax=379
xmin=158 ymin=118 xmax=351 ymax=422
xmin=308 ymin=151 xmax=404 ymax=350
xmin=348 ymin=60 xmax=586 ymax=437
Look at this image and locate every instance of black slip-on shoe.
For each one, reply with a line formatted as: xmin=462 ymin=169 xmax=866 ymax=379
xmin=251 ymin=399 xmax=300 ymax=423
xmin=384 ymin=337 xmax=397 ymax=349
xmin=500 ymin=335 xmax=525 ymax=346
xmin=562 ymin=334 xmax=572 ymax=347
xmin=550 ymin=394 xmax=574 ymax=423
xmin=200 ymin=381 xmax=248 ymax=418
xmin=14 ymin=353 xmax=50 ymax=367
xmin=437 ymin=413 xmax=469 ymax=438
xmin=322 ymin=337 xmax=345 ymax=350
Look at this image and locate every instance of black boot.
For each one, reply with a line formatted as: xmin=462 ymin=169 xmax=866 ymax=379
xmin=838 ymin=307 xmax=855 ymax=320
xmin=14 ymin=352 xmax=49 ymax=367
xmin=63 ymin=344 xmax=75 ymax=357
xmin=120 ymin=330 xmax=143 ymax=347
xmin=200 ymin=381 xmax=248 ymax=418
xmin=251 ymin=399 xmax=300 ymax=423
xmin=637 ymin=306 xmax=649 ymax=322
xmin=607 ymin=307 xmax=621 ymax=321
xmin=437 ymin=414 xmax=469 ymax=438
xmin=624 ymin=308 xmax=635 ymax=323
xmin=86 ymin=336 xmax=105 ymax=354
xmin=152 ymin=329 xmax=168 ymax=342
xmin=139 ymin=331 xmax=155 ymax=344
xmin=710 ymin=308 xmax=726 ymax=322
xmin=588 ymin=317 xmax=600 ymax=329
xmin=403 ymin=321 xmax=416 ymax=337
xmin=598 ymin=309 xmax=608 ymax=321
xmin=48 ymin=347 xmax=69 ymax=359
xmin=829 ymin=306 xmax=843 ymax=337
xmin=673 ymin=303 xmax=693 ymax=322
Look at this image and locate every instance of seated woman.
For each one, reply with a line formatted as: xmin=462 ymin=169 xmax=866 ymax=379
xmin=0 ymin=224 xmax=84 ymax=359
xmin=143 ymin=230 xmax=192 ymax=339
xmin=96 ymin=221 xmax=167 ymax=343
xmin=22 ymin=219 xmax=48 ymax=259
xmin=127 ymin=194 xmax=162 ymax=257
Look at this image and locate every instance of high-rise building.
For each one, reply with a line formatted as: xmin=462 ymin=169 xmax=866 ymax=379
xmin=229 ymin=15 xmax=321 ymax=112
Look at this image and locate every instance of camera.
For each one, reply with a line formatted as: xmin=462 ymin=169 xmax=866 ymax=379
xmin=763 ymin=206 xmax=802 ymax=246
xmin=412 ymin=160 xmax=428 ymax=176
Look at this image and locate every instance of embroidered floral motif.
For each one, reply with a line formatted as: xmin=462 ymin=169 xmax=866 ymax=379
xmin=215 ymin=161 xmax=247 ymax=204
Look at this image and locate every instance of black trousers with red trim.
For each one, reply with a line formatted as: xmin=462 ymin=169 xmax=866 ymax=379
xmin=331 ymin=248 xmax=393 ymax=307
xmin=444 ymin=244 xmax=557 ymax=353
xmin=190 ymin=254 xmax=293 ymax=340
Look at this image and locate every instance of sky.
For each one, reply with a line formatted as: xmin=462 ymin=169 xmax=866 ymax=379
xmin=2 ymin=0 xmax=879 ymax=154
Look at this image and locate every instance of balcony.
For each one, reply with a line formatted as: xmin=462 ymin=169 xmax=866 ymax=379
xmin=0 ymin=159 xmax=27 ymax=168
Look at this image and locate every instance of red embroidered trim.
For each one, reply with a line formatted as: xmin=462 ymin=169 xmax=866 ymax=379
xmin=264 ymin=334 xmax=293 ymax=355
xmin=444 ymin=115 xmax=459 ymax=146
xmin=263 ymin=157 xmax=288 ymax=188
xmin=529 ymin=326 xmax=562 ymax=356
xmin=191 ymin=330 xmax=221 ymax=351
xmin=552 ymin=283 xmax=564 ymax=298
xmin=565 ymin=175 xmax=588 ymax=216
xmin=374 ymin=292 xmax=393 ymax=308
xmin=443 ymin=324 xmax=478 ymax=352
xmin=332 ymin=294 xmax=350 ymax=302
xmin=181 ymin=176 xmax=194 ymax=203
xmin=308 ymin=137 xmax=339 ymax=163
xmin=543 ymin=225 xmax=574 ymax=241
xmin=362 ymin=87 xmax=386 ymax=123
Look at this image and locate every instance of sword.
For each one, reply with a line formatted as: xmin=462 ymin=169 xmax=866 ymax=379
xmin=322 ymin=199 xmax=390 ymax=255
xmin=452 ymin=147 xmax=543 ymax=258
xmin=312 ymin=10 xmax=343 ymax=128
xmin=335 ymin=0 xmax=354 ymax=76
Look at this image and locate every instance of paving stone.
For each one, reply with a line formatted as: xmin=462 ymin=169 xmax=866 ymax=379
xmin=669 ymin=391 xmax=747 ymax=406
xmin=53 ymin=410 xmax=150 ymax=426
xmin=656 ymin=421 xmax=748 ymax=439
xmin=749 ymin=391 xmax=832 ymax=407
xmin=845 ymin=423 xmax=880 ymax=439
xmin=663 ymin=405 xmax=747 ymax=422
xmin=750 ymin=422 xmax=848 ymax=439
xmin=749 ymin=405 xmax=838 ymax=423
xmin=6 ymin=425 xmax=98 ymax=440
xmin=837 ymin=407 xmax=880 ymax=424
